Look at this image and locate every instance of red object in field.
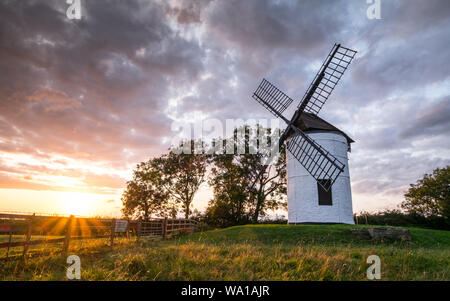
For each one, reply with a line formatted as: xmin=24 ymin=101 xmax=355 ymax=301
xmin=0 ymin=224 xmax=12 ymax=232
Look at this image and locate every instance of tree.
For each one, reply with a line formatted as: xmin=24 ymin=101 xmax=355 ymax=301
xmin=401 ymin=166 xmax=450 ymax=218
xmin=246 ymin=146 xmax=287 ymax=223
xmin=207 ymin=152 xmax=251 ymax=227
xmin=207 ymin=125 xmax=287 ymax=226
xmin=121 ymin=159 xmax=169 ymax=220
xmin=155 ymin=140 xmax=208 ymax=219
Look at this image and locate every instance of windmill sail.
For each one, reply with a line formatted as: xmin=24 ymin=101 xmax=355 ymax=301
xmin=298 ymin=44 xmax=357 ymax=115
xmin=250 ymin=43 xmax=356 ymax=192
xmin=288 ymin=126 xmax=345 ymax=191
xmin=252 ymin=79 xmax=294 ymax=120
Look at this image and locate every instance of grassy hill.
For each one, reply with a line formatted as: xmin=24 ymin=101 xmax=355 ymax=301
xmin=1 ymin=224 xmax=449 ymax=280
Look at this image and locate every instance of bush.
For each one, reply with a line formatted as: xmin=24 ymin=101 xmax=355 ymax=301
xmin=356 ymin=209 xmax=450 ymax=230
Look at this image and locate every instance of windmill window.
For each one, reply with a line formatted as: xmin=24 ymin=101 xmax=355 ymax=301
xmin=317 ymin=179 xmax=332 ymax=206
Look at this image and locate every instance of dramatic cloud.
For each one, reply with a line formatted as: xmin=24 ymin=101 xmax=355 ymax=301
xmin=0 ymin=0 xmax=449 ymax=214
xmin=400 ymin=96 xmax=450 ymax=139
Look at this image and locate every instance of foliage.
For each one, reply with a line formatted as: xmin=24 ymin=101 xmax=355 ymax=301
xmin=356 ymin=209 xmax=450 ymax=230
xmin=155 ymin=140 xmax=209 ymax=219
xmin=121 ymin=158 xmax=169 ymax=220
xmin=401 ymin=166 xmax=450 ymax=218
xmin=122 ymin=140 xmax=208 ymax=220
xmin=206 ymin=152 xmax=251 ymax=227
xmin=246 ymin=145 xmax=287 ymax=223
xmin=121 ymin=126 xmax=286 ymax=225
xmin=206 ymin=126 xmax=286 ymax=227
xmin=257 ymin=216 xmax=288 ymax=224
xmin=354 ymin=166 xmax=450 ymax=230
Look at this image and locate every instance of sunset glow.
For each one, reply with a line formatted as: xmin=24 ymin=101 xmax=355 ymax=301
xmin=0 ymin=0 xmax=449 ymax=218
xmin=60 ymin=193 xmax=98 ymax=217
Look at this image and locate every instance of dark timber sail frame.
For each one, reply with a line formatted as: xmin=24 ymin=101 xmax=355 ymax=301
xmin=251 ymin=43 xmax=357 ymax=191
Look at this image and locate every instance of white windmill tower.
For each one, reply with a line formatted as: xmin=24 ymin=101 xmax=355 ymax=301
xmin=250 ymin=43 xmax=357 ymax=224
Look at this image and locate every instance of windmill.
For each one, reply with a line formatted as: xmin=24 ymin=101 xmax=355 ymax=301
xmin=250 ymin=43 xmax=357 ymax=224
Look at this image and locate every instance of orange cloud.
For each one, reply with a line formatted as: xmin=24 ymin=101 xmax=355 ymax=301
xmin=27 ymin=87 xmax=82 ymax=112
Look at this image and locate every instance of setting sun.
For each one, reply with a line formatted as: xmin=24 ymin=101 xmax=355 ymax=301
xmin=61 ymin=193 xmax=95 ymax=216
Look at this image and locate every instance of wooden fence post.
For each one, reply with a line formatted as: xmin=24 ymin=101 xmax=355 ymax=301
xmin=22 ymin=213 xmax=35 ymax=258
xmin=365 ymin=214 xmax=368 ymax=225
xmin=162 ymin=217 xmax=168 ymax=239
xmin=63 ymin=215 xmax=74 ymax=253
xmin=137 ymin=220 xmax=141 ymax=241
xmin=110 ymin=219 xmax=116 ymax=248
xmin=126 ymin=219 xmax=130 ymax=240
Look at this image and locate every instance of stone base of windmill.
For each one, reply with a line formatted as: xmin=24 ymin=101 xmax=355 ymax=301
xmin=351 ymin=228 xmax=411 ymax=241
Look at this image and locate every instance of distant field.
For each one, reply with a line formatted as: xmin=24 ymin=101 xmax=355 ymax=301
xmin=1 ymin=224 xmax=449 ymax=280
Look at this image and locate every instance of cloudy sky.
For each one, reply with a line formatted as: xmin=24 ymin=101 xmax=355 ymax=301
xmin=0 ymin=0 xmax=449 ymax=217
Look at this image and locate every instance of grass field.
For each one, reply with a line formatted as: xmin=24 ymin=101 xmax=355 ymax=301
xmin=0 ymin=235 xmax=65 ymax=258
xmin=1 ymin=224 xmax=449 ymax=280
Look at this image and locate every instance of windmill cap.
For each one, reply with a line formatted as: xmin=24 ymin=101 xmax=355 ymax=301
xmin=291 ymin=112 xmax=354 ymax=145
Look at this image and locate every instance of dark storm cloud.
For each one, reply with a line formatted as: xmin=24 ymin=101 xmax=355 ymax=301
xmin=172 ymin=0 xmax=354 ymax=123
xmin=0 ymin=0 xmax=449 ymax=210
xmin=202 ymin=0 xmax=351 ymax=83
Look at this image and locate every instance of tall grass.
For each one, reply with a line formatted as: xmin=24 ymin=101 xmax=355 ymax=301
xmin=1 ymin=225 xmax=449 ymax=281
